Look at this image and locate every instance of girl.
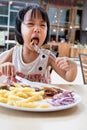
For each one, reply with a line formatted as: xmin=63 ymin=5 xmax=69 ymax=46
xmin=0 ymin=4 xmax=77 ymax=83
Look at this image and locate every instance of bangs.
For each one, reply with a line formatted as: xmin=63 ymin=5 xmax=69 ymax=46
xmin=30 ymin=8 xmax=47 ymax=22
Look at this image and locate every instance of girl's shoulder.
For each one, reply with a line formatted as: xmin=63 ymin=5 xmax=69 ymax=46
xmin=0 ymin=47 xmax=14 ymax=63
xmin=13 ymin=45 xmax=22 ymax=50
xmin=13 ymin=45 xmax=22 ymax=54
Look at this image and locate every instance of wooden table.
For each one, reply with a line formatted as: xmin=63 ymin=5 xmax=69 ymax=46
xmin=0 ymin=84 xmax=87 ymax=130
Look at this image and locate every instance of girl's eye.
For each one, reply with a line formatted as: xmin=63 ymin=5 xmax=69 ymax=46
xmin=27 ymin=22 xmax=34 ymax=26
xmin=40 ymin=24 xmax=46 ymax=28
xmin=23 ymin=22 xmax=34 ymax=27
xmin=41 ymin=24 xmax=45 ymax=26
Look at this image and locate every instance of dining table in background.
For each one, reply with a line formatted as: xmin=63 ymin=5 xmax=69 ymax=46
xmin=43 ymin=41 xmax=58 ymax=51
xmin=0 ymin=84 xmax=87 ymax=130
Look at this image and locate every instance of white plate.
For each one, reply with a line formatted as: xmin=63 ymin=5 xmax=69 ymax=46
xmin=0 ymin=82 xmax=81 ymax=112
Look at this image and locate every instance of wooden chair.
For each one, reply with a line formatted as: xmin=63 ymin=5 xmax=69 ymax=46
xmin=79 ymin=53 xmax=87 ymax=84
xmin=58 ymin=42 xmax=71 ymax=57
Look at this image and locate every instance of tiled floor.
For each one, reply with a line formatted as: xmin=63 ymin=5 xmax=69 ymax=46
xmin=51 ymin=58 xmax=84 ymax=85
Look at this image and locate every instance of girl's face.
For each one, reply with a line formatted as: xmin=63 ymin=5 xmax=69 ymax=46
xmin=21 ymin=9 xmax=47 ymax=51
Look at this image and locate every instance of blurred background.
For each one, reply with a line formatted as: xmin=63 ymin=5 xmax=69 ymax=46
xmin=0 ymin=0 xmax=87 ymax=58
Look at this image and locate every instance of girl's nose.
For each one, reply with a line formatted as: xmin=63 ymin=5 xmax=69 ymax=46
xmin=34 ymin=25 xmax=40 ymax=33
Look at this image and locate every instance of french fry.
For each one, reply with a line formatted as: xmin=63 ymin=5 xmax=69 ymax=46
xmin=30 ymin=40 xmax=34 ymax=45
xmin=0 ymin=97 xmax=8 ymax=103
xmin=12 ymin=82 xmax=22 ymax=88
xmin=15 ymin=102 xmax=38 ymax=108
xmin=0 ymin=90 xmax=9 ymax=98
xmin=21 ymin=87 xmax=35 ymax=93
xmin=16 ymin=95 xmax=43 ymax=103
xmin=16 ymin=91 xmax=28 ymax=98
xmin=7 ymin=100 xmax=15 ymax=106
xmin=8 ymin=94 xmax=23 ymax=101
xmin=27 ymin=91 xmax=44 ymax=96
xmin=39 ymin=104 xmax=50 ymax=108
xmin=0 ymin=84 xmax=46 ymax=109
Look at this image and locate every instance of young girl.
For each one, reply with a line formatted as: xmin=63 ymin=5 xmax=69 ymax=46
xmin=0 ymin=4 xmax=77 ymax=83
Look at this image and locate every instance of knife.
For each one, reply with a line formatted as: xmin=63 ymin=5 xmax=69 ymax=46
xmin=15 ymin=75 xmax=42 ymax=89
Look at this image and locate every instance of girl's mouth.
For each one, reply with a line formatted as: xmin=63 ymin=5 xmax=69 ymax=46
xmin=30 ymin=38 xmax=40 ymax=53
xmin=30 ymin=38 xmax=39 ymax=45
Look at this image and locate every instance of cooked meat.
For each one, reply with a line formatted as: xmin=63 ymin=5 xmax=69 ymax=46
xmin=0 ymin=84 xmax=9 ymax=90
xmin=43 ymin=87 xmax=63 ymax=98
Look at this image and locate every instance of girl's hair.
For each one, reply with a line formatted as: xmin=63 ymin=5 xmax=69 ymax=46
xmin=15 ymin=4 xmax=50 ymax=45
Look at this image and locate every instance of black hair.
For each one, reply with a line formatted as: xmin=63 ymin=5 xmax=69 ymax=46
xmin=15 ymin=4 xmax=50 ymax=45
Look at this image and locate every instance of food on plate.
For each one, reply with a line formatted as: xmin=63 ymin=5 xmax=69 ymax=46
xmin=39 ymin=103 xmax=50 ymax=108
xmin=0 ymin=83 xmax=9 ymax=90
xmin=47 ymin=91 xmax=75 ymax=106
xmin=43 ymin=87 xmax=63 ymax=98
xmin=0 ymin=82 xmax=75 ymax=109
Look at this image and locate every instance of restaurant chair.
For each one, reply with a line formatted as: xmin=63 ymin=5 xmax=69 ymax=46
xmin=58 ymin=42 xmax=71 ymax=57
xmin=79 ymin=53 xmax=87 ymax=84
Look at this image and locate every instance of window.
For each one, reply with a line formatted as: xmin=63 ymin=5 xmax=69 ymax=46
xmin=10 ymin=12 xmax=18 ymax=26
xmin=47 ymin=7 xmax=70 ymax=42
xmin=0 ymin=3 xmax=8 ymax=15
xmin=0 ymin=16 xmax=8 ymax=25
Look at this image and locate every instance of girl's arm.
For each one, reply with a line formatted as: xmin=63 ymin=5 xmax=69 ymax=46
xmin=0 ymin=48 xmax=15 ymax=77
xmin=48 ymin=55 xmax=77 ymax=82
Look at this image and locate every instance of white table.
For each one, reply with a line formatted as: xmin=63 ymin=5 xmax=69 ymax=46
xmin=0 ymin=84 xmax=87 ymax=130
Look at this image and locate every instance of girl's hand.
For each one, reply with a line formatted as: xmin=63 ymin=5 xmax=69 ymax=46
xmin=55 ymin=57 xmax=77 ymax=81
xmin=55 ymin=57 xmax=76 ymax=71
xmin=0 ymin=62 xmax=15 ymax=77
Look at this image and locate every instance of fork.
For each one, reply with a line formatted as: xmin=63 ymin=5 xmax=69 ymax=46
xmin=34 ymin=44 xmax=56 ymax=61
xmin=34 ymin=44 xmax=41 ymax=53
